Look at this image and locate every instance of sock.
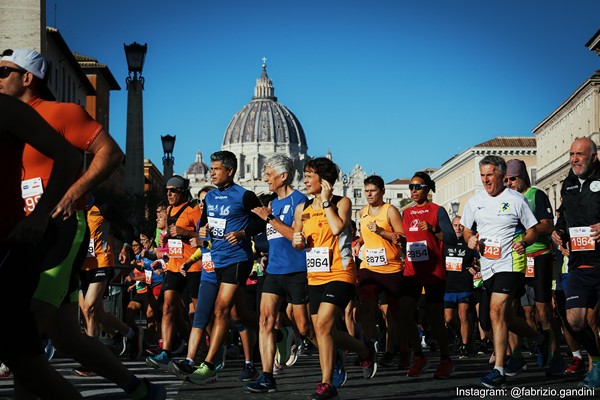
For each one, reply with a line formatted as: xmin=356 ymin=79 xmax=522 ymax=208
xmin=127 ymin=327 xmax=135 ymax=339
xmin=245 ymin=360 xmax=254 ymax=366
xmin=494 ymin=366 xmax=505 ymax=375
xmin=185 ymin=357 xmax=194 ymax=364
xmin=264 ymin=372 xmax=274 ymax=380
xmin=204 ymin=361 xmax=215 ymax=370
xmin=573 ymin=350 xmax=583 ymax=359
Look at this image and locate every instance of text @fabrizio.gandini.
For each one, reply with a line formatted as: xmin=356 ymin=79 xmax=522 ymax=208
xmin=456 ymin=387 xmax=594 ymax=399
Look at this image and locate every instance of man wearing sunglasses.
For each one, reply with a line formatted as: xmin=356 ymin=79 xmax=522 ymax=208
xmin=503 ymin=159 xmax=563 ymax=378
xmin=461 ymin=155 xmax=544 ymax=389
xmin=0 ymin=49 xmax=165 ymax=398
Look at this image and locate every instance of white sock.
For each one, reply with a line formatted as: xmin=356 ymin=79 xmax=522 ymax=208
xmin=494 ymin=366 xmax=505 ymax=375
xmin=573 ymin=350 xmax=582 ymax=359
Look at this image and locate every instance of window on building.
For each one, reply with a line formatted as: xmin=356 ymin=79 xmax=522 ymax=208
xmin=397 ymin=193 xmax=403 ymax=199
xmin=530 ymin=168 xmax=537 ymax=185
xmin=354 ymin=189 xmax=362 ymax=198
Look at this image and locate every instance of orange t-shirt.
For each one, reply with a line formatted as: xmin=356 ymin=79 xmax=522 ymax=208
xmin=300 ymin=201 xmax=356 ymax=286
xmin=359 ymin=204 xmax=403 ymax=274
xmin=21 ymin=97 xmax=102 ymax=215
xmin=166 ymin=202 xmax=202 ymax=273
xmin=82 ymin=205 xmax=114 ymax=270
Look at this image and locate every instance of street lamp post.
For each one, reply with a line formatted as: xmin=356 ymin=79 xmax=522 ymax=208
xmin=450 ymin=201 xmax=460 ymax=218
xmin=124 ymin=42 xmax=148 ymax=196
xmin=161 ymin=134 xmax=176 ymax=183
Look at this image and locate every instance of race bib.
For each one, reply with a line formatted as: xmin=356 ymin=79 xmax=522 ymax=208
xmin=202 ymin=252 xmax=215 ymax=273
xmin=445 ymin=256 xmax=462 ymax=271
xmin=86 ymin=238 xmax=95 ymax=258
xmin=365 ymin=248 xmax=388 ymax=266
xmin=306 ymin=247 xmax=331 ymax=272
xmin=525 ymin=257 xmax=535 ymax=277
xmin=21 ymin=177 xmax=43 ymax=213
xmin=144 ymin=269 xmax=153 ymax=284
xmin=482 ymin=237 xmax=501 ymax=259
xmin=407 ymin=241 xmax=429 ymax=262
xmin=168 ymin=239 xmax=183 ymax=259
xmin=266 ymin=222 xmax=283 ymax=240
xmin=208 ymin=217 xmax=227 ymax=240
xmin=569 ymin=227 xmax=595 ymax=252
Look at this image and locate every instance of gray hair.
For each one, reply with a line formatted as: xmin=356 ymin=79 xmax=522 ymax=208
xmin=211 ymin=150 xmax=237 ymax=174
xmin=479 ymin=155 xmax=506 ymax=176
xmin=265 ymin=154 xmax=295 ymax=185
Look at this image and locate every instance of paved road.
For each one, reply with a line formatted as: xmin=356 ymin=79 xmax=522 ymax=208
xmin=0 ymin=347 xmax=596 ymax=399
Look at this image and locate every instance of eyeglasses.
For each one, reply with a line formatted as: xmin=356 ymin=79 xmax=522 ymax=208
xmin=165 ymin=187 xmax=181 ymax=194
xmin=503 ymin=176 xmax=518 ymax=183
xmin=0 ymin=66 xmax=27 ymax=79
xmin=409 ymin=183 xmax=428 ymax=191
xmin=131 ymin=243 xmax=142 ymax=248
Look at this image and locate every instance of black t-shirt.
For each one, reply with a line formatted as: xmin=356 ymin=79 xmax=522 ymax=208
xmin=444 ymin=237 xmax=476 ymax=293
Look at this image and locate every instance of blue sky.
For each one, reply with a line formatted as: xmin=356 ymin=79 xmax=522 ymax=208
xmin=50 ymin=0 xmax=600 ymax=183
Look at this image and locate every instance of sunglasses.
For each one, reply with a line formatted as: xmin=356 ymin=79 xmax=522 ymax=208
xmin=165 ymin=187 xmax=181 ymax=194
xmin=503 ymin=176 xmax=518 ymax=183
xmin=409 ymin=183 xmax=428 ymax=191
xmin=0 ymin=66 xmax=27 ymax=79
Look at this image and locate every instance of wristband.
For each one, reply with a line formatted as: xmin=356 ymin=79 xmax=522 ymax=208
xmin=266 ymin=214 xmax=276 ymax=223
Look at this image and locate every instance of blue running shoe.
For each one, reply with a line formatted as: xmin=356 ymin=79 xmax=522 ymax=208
xmin=505 ymin=356 xmax=527 ymax=377
xmin=244 ymin=373 xmax=277 ymax=393
xmin=169 ymin=359 xmax=196 ymax=379
xmin=480 ymin=368 xmax=506 ymax=389
xmin=146 ymin=351 xmax=171 ymax=370
xmin=332 ymin=349 xmax=347 ymax=388
xmin=215 ymin=344 xmax=226 ymax=372
xmin=240 ymin=363 xmax=259 ymax=382
xmin=578 ymin=361 xmax=600 ymax=390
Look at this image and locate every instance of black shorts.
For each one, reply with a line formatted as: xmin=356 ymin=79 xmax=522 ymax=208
xmin=162 ymin=270 xmax=187 ymax=293
xmin=565 ymin=267 xmax=600 ymax=310
xmin=130 ymin=291 xmax=149 ymax=308
xmin=525 ymin=253 xmax=553 ymax=303
xmin=262 ymin=271 xmax=309 ymax=305
xmin=186 ymin=271 xmax=201 ymax=300
xmin=357 ymin=268 xmax=403 ymax=303
xmin=79 ymin=267 xmax=115 ymax=293
xmin=216 ymin=260 xmax=253 ymax=285
xmin=308 ymin=281 xmax=356 ymax=315
xmin=400 ymin=276 xmax=446 ymax=304
xmin=482 ymin=272 xmax=525 ymax=297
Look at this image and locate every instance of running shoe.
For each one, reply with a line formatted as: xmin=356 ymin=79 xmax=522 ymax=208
xmin=169 ymin=359 xmax=196 ymax=379
xmin=187 ymin=362 xmax=217 ymax=385
xmin=240 ymin=363 xmax=259 ymax=382
xmin=379 ymin=351 xmax=395 ymax=368
xmin=244 ymin=373 xmax=277 ymax=393
xmin=459 ymin=345 xmax=469 ymax=360
xmin=0 ymin=363 xmax=11 ymax=378
xmin=215 ymin=344 xmax=227 ymax=372
xmin=146 ymin=351 xmax=171 ymax=370
xmin=171 ymin=339 xmax=187 ymax=356
xmin=504 ymin=356 xmax=527 ymax=377
xmin=578 ymin=361 xmax=600 ymax=390
xmin=407 ymin=355 xmax=429 ymax=377
xmin=307 ymin=382 xmax=339 ymax=400
xmin=545 ymin=355 xmax=566 ymax=377
xmin=360 ymin=340 xmax=378 ymax=379
xmin=43 ymin=337 xmax=55 ymax=361
xmin=273 ymin=360 xmax=285 ymax=376
xmin=480 ymin=368 xmax=506 ymax=389
xmin=433 ymin=358 xmax=454 ymax=379
xmin=129 ymin=327 xmax=145 ymax=360
xmin=72 ymin=366 xmax=95 ymax=376
xmin=332 ymin=349 xmax=347 ymax=388
xmin=276 ymin=327 xmax=294 ymax=365
xmin=286 ymin=339 xmax=301 ymax=367
xmin=113 ymin=333 xmax=127 ymax=357
xmin=565 ymin=356 xmax=585 ymax=375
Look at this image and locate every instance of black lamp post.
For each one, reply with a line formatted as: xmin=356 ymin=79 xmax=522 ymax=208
xmin=161 ymin=134 xmax=176 ymax=182
xmin=450 ymin=201 xmax=460 ymax=218
xmin=123 ymin=42 xmax=148 ymax=196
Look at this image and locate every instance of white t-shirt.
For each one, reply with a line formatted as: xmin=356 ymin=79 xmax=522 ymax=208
xmin=461 ymin=188 xmax=538 ymax=280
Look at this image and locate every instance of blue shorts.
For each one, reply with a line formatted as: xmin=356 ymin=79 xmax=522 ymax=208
xmin=192 ymin=280 xmax=218 ymax=329
xmin=443 ymin=291 xmax=471 ymax=308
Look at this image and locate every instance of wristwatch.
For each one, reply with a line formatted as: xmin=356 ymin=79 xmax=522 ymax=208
xmin=266 ymin=214 xmax=276 ymax=223
xmin=520 ymin=240 xmax=528 ymax=248
xmin=322 ymin=201 xmax=331 ymax=209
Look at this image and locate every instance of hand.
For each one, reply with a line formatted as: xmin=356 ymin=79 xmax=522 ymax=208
xmin=119 ymin=246 xmax=129 ymax=265
xmin=551 ymin=230 xmax=564 ymax=248
xmin=169 ymin=224 xmax=180 ymax=237
xmin=367 ymin=221 xmax=380 ymax=235
xmin=293 ymin=232 xmax=306 ymax=250
xmin=199 ymin=225 xmax=209 ymax=239
xmin=252 ymin=206 xmax=271 ymax=221
xmin=320 ymin=180 xmax=333 ymax=203
xmin=190 ymin=237 xmax=200 ymax=248
xmin=467 ymin=233 xmax=479 ymax=250
xmin=50 ymin=192 xmax=77 ymax=220
xmin=351 ymin=242 xmax=361 ymax=257
xmin=512 ymin=240 xmax=526 ymax=255
xmin=591 ymin=223 xmax=600 ymax=242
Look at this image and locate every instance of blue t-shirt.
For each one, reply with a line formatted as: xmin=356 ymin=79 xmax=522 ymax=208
xmin=135 ymin=251 xmax=164 ymax=286
xmin=203 ymin=184 xmax=255 ymax=268
xmin=266 ymin=190 xmax=307 ymax=275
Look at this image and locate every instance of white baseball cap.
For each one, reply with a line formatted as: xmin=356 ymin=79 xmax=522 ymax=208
xmin=1 ymin=48 xmax=47 ymax=79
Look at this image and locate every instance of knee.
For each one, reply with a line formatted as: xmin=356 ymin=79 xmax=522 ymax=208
xmin=213 ymin=305 xmax=230 ymax=321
